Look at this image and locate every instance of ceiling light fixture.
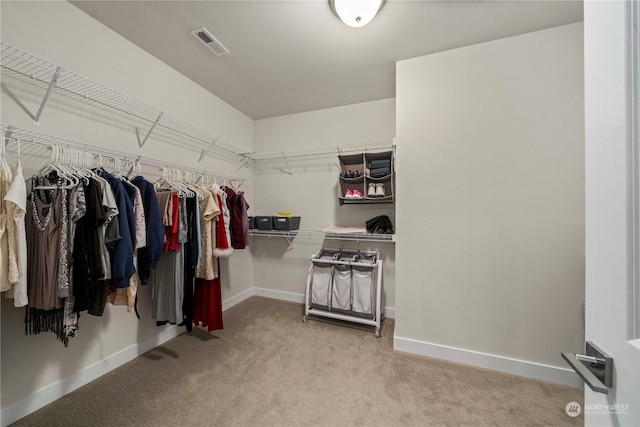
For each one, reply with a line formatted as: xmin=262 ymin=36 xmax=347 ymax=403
xmin=330 ymin=0 xmax=386 ymax=28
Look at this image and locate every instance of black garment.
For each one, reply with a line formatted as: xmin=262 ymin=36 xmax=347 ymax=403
xmin=73 ymin=179 xmax=106 ymax=313
xmin=181 ymin=196 xmax=198 ymax=332
xmin=365 ymin=215 xmax=394 ymax=234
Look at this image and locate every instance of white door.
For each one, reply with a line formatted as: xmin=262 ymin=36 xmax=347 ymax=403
xmin=584 ymin=1 xmax=640 ymax=426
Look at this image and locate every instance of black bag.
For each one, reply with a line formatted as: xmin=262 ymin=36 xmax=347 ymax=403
xmin=365 ymin=215 xmax=394 ymax=234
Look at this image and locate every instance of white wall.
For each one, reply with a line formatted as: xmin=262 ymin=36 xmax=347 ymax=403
xmin=395 ymin=23 xmax=585 ymax=382
xmin=0 ymin=0 xmax=254 ymax=419
xmin=253 ymin=99 xmax=396 ymax=310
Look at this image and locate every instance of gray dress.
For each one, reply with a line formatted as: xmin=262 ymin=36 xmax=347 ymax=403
xmin=26 ymin=187 xmax=62 ymax=311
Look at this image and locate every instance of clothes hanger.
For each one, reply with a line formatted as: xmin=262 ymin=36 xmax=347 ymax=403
xmin=173 ymin=169 xmax=193 ymax=198
xmin=230 ymin=179 xmax=242 ymax=192
xmin=0 ymin=136 xmax=12 ymax=179
xmin=155 ymin=167 xmax=184 ymax=196
xmin=33 ymin=146 xmax=77 ymax=190
xmin=15 ymin=138 xmax=22 ymax=169
xmin=126 ymin=160 xmax=140 ymax=181
xmin=67 ymin=150 xmax=90 ymax=184
xmin=58 ymin=147 xmax=83 ymax=185
xmin=58 ymin=147 xmax=82 ymax=188
xmin=182 ymin=171 xmax=202 ymax=199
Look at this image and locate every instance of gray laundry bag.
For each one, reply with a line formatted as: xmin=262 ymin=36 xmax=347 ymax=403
xmin=331 ymin=263 xmax=352 ymax=314
xmin=351 ymin=264 xmax=376 ymax=318
xmin=310 ymin=261 xmax=333 ymax=310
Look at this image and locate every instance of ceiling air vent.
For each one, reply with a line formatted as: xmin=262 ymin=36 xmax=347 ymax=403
xmin=190 ymin=27 xmax=230 ymax=56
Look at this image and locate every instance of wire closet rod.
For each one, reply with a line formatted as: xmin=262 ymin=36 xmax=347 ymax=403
xmin=0 ymin=124 xmax=246 ymax=185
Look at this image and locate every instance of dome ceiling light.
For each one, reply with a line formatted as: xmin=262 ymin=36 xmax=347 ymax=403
xmin=329 ymin=0 xmax=386 ymax=28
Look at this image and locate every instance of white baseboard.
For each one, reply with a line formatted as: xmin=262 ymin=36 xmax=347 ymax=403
xmin=393 ymin=334 xmax=583 ymax=389
xmin=1 ymin=288 xmax=255 ymax=427
xmin=222 ymin=287 xmax=255 ymax=311
xmin=1 ymin=287 xmax=395 ymax=426
xmin=254 ymin=287 xmax=305 ymax=303
xmin=253 ymin=287 xmax=396 ymax=319
xmin=1 ymin=325 xmax=182 ymax=427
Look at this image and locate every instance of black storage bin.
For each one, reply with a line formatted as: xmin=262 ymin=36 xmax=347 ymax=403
xmin=273 ymin=216 xmax=301 ymax=231
xmin=248 ymin=216 xmax=257 ymax=229
xmin=255 ymin=216 xmax=274 ymax=230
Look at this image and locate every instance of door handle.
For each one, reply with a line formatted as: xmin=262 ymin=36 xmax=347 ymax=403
xmin=561 ymin=341 xmax=613 ymax=394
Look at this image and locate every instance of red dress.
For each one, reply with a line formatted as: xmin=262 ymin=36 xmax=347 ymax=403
xmin=193 ymin=271 xmax=223 ymax=332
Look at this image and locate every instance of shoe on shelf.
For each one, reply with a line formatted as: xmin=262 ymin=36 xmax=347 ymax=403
xmin=365 ymin=168 xmax=370 ymax=177
xmin=353 ymin=170 xmax=361 ymax=178
xmin=345 ymin=189 xmax=354 ymax=198
xmin=347 ymin=170 xmax=354 ymax=178
xmin=352 ymin=189 xmax=364 ymax=199
xmin=340 ymin=172 xmax=346 ymax=178
xmin=367 ymin=183 xmax=376 ymax=197
xmin=375 ymin=183 xmax=386 ymax=197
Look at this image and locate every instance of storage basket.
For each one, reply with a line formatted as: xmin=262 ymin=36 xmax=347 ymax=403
xmin=255 ymin=216 xmax=273 ymax=230
xmin=248 ymin=216 xmax=257 ymax=229
xmin=273 ymin=216 xmax=301 ymax=231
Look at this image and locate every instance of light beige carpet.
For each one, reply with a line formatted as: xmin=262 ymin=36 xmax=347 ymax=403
xmin=13 ymin=296 xmax=583 ymax=426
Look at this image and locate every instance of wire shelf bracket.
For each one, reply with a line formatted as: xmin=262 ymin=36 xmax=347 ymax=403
xmin=139 ymin=112 xmax=163 ymax=148
xmin=235 ymin=154 xmax=251 ymax=172
xmin=33 ymin=65 xmax=61 ymax=127
xmin=198 ymin=137 xmax=218 ymax=163
xmin=282 ymin=150 xmax=293 ymax=175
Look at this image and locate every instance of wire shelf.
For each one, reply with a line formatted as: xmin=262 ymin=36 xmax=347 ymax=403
xmin=249 ymin=229 xmax=395 ymax=243
xmin=0 ymin=124 xmax=245 ymax=185
xmin=0 ymin=42 xmax=252 ymax=161
xmin=251 ymin=139 xmax=395 ymax=162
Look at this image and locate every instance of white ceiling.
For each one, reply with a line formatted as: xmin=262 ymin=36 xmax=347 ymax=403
xmin=70 ymin=0 xmax=583 ymax=120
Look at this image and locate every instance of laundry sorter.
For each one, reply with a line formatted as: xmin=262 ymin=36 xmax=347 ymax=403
xmin=302 ymin=248 xmax=384 ymax=337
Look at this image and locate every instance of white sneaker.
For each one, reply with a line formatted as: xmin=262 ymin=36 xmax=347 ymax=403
xmin=375 ymin=183 xmax=386 ymax=197
xmin=367 ymin=183 xmax=376 ymax=197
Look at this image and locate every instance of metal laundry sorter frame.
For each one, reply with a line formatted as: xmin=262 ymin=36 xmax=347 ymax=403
xmin=302 ymin=248 xmax=384 ymax=337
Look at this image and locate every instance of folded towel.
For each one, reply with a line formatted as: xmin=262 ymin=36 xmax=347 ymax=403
xmin=323 ymin=226 xmax=368 ymax=234
xmin=370 ymin=167 xmax=390 ymax=177
xmin=369 ymin=159 xmax=391 ymax=169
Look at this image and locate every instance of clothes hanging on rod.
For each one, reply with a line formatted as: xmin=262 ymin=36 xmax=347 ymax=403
xmin=0 ymin=140 xmax=13 ymax=293
xmin=0 ymin=126 xmax=252 ymax=346
xmin=105 ymin=179 xmax=146 ymax=312
xmin=0 ymin=136 xmax=28 ymax=308
xmin=25 ymin=176 xmax=66 ymax=343
xmin=212 ymin=183 xmax=233 ymax=257
xmin=151 ymin=191 xmax=185 ymax=325
xmin=195 ymin=186 xmax=221 ymax=280
xmin=131 ymin=176 xmax=164 ymax=286
xmin=3 ymin=141 xmax=28 ymax=307
xmin=224 ymin=186 xmax=250 ymax=250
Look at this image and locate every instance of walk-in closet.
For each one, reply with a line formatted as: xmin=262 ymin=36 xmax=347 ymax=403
xmin=1 ymin=1 xmax=638 ymax=426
